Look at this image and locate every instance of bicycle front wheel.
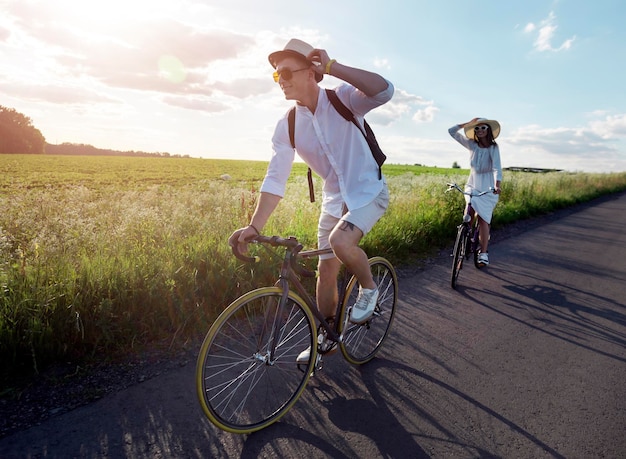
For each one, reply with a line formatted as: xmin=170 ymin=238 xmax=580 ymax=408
xmin=339 ymin=257 xmax=398 ymax=365
xmin=196 ymin=287 xmax=316 ymax=434
xmin=451 ymin=224 xmax=468 ymax=289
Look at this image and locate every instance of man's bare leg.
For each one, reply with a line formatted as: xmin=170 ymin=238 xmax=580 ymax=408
xmin=328 ymin=221 xmax=375 ymax=290
xmin=316 ymin=257 xmax=341 ymax=319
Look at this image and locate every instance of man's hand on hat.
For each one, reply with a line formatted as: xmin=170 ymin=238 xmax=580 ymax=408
xmin=307 ymin=48 xmax=330 ymax=77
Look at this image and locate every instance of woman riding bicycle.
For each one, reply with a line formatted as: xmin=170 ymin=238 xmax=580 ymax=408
xmin=448 ymin=117 xmax=503 ymax=266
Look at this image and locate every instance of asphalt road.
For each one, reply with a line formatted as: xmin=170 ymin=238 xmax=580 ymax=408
xmin=1 ymin=192 xmax=625 ymax=459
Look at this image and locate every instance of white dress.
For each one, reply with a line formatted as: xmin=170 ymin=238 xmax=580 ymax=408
xmin=448 ymin=125 xmax=502 ymax=223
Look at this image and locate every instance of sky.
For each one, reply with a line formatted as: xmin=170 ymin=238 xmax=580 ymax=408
xmin=1 ymin=0 xmax=626 ymax=173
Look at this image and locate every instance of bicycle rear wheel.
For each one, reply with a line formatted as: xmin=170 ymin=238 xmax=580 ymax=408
xmin=451 ymin=224 xmax=468 ymax=289
xmin=196 ymin=287 xmax=316 ymax=434
xmin=339 ymin=257 xmax=398 ymax=365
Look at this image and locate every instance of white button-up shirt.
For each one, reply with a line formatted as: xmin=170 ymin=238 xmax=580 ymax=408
xmin=260 ymin=81 xmax=394 ymax=218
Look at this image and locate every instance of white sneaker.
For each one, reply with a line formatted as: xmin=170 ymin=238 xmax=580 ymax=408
xmin=296 ymin=346 xmax=313 ymax=364
xmin=478 ymin=252 xmax=489 ymax=266
xmin=296 ymin=328 xmax=337 ymax=364
xmin=350 ymin=287 xmax=378 ymax=324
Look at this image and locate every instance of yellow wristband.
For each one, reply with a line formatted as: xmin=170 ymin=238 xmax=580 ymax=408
xmin=325 ymin=59 xmax=337 ymax=75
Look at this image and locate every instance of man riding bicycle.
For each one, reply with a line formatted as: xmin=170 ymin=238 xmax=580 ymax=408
xmin=228 ymin=38 xmax=394 ymax=363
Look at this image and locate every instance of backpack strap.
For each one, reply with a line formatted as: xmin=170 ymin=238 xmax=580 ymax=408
xmin=288 ymin=107 xmax=315 ymax=203
xmin=325 ymin=89 xmax=384 ymax=179
xmin=287 ymin=107 xmax=295 ymax=148
xmin=325 ymin=89 xmax=355 ymax=125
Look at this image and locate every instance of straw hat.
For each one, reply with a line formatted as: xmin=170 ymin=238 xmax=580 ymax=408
xmin=268 ymin=38 xmax=323 ymax=82
xmin=464 ymin=118 xmax=501 ymax=139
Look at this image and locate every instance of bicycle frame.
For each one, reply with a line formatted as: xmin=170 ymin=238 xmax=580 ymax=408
xmin=234 ymin=235 xmax=350 ymax=362
xmin=463 ymin=202 xmax=481 ymax=259
xmin=296 ymin=247 xmax=354 ymax=340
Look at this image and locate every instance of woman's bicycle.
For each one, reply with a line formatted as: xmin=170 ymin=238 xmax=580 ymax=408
xmin=446 ymin=183 xmax=494 ymax=289
xmin=195 ymin=234 xmax=398 ymax=434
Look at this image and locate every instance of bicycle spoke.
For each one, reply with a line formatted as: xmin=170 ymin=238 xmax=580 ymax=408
xmin=274 ymin=304 xmax=311 ymax=360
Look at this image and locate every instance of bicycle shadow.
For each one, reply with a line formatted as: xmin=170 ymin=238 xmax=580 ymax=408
xmin=238 ymin=421 xmax=352 ymax=458
xmin=238 ymin=365 xmax=431 ymax=458
xmin=363 ymin=358 xmax=563 ymax=458
xmin=454 ymin=264 xmax=626 ymax=363
xmin=238 ymin=356 xmax=565 ymax=459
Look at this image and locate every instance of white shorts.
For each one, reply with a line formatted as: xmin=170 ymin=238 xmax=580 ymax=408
xmin=317 ymin=183 xmax=389 ymax=260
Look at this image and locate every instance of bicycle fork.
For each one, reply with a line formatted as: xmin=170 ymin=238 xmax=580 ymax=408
xmin=254 ymin=271 xmax=300 ymax=369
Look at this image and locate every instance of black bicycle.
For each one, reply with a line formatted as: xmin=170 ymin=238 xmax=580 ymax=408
xmin=196 ymin=234 xmax=398 ymax=433
xmin=447 ymin=183 xmax=494 ymax=289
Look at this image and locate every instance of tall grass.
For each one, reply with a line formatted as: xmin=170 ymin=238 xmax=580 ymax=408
xmin=1 ymin=155 xmax=625 ymax=383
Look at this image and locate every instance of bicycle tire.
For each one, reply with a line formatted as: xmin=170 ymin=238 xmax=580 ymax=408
xmin=465 ymin=226 xmax=473 ymax=260
xmin=451 ymin=224 xmax=468 ymax=289
xmin=196 ymin=287 xmax=317 ymax=434
xmin=338 ymin=257 xmax=398 ymax=365
xmin=473 ymin=224 xmax=482 ymax=268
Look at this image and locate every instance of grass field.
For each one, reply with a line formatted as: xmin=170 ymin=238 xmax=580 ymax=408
xmin=2 ymin=154 xmax=626 ymax=386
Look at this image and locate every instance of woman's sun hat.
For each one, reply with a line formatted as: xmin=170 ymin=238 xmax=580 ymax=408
xmin=464 ymin=118 xmax=501 ymax=139
xmin=268 ymin=38 xmax=323 ymax=82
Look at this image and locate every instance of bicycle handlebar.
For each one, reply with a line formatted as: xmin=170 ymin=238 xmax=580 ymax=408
xmin=230 ymin=238 xmax=260 ymax=264
xmin=446 ymin=182 xmax=495 ymax=197
xmin=230 ymin=234 xmax=316 ymax=277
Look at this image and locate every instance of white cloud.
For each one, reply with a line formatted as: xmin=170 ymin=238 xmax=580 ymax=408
xmin=524 ymin=23 xmax=536 ymax=33
xmin=525 ymin=12 xmax=576 ymax=52
xmin=379 ymin=88 xmax=439 ymax=124
xmin=412 ymin=105 xmax=439 ymax=123
xmin=363 ymin=88 xmax=436 ymax=127
xmin=504 ymin=114 xmax=626 ymax=172
xmin=589 ymin=114 xmax=626 ymax=138
xmin=373 ymin=58 xmax=390 ymax=69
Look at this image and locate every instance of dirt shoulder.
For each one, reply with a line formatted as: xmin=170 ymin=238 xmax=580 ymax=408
xmin=0 ymin=341 xmax=197 ymax=438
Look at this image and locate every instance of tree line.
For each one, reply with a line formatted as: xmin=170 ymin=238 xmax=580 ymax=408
xmin=0 ymin=104 xmax=186 ymax=158
xmin=0 ymin=105 xmax=45 ymax=154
